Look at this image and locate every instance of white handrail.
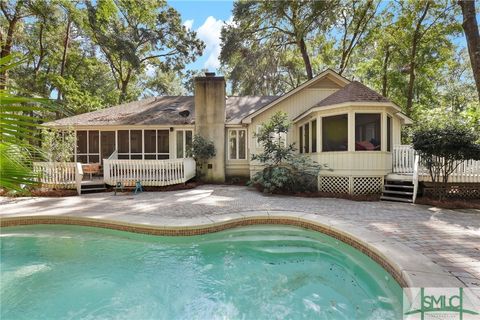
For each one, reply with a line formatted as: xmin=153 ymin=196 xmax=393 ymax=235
xmin=412 ymin=154 xmax=419 ymax=203
xmin=103 ymin=158 xmax=196 ymax=187
xmin=75 ymin=162 xmax=83 ymax=195
xmin=107 ymin=150 xmax=118 ymax=160
xmin=393 ymin=145 xmax=480 ymax=183
xmin=33 ymin=162 xmax=77 ymax=189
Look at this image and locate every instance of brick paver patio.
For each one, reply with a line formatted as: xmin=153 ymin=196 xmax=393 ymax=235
xmin=1 ymin=185 xmax=479 ymax=288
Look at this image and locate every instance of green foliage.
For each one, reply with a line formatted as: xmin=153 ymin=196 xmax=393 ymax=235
xmin=412 ymin=110 xmax=480 ymax=199
xmin=189 ymin=134 xmax=216 ymax=162
xmin=188 ymin=134 xmax=216 ymax=179
xmin=41 ymin=128 xmax=75 ymax=162
xmin=85 ymin=0 xmax=205 ymax=102
xmin=250 ymin=111 xmax=321 ymax=193
xmin=0 ymin=56 xmax=58 ymax=191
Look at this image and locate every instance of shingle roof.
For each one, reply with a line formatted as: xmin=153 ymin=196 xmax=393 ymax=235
xmin=226 ymin=96 xmax=278 ymax=124
xmin=45 ymin=95 xmax=278 ymax=127
xmin=315 ymin=81 xmax=390 ymax=107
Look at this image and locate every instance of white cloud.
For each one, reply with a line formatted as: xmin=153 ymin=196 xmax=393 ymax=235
xmin=183 ymin=19 xmax=194 ymax=31
xmin=196 ymin=16 xmax=232 ymax=70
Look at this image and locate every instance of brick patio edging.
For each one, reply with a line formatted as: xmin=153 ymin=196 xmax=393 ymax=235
xmin=0 ymin=214 xmax=464 ymax=290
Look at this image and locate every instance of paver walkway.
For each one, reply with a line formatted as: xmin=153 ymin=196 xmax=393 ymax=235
xmin=1 ymin=185 xmax=479 ymax=288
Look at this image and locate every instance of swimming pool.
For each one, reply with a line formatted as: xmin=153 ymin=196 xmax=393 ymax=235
xmin=0 ymin=225 xmax=402 ymax=319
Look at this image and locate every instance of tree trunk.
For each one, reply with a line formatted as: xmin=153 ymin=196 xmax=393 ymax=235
xmin=405 ymin=3 xmax=430 ymax=117
xmin=55 ymin=17 xmax=72 ymax=118
xmin=382 ymin=46 xmax=390 ymax=97
xmin=298 ymin=37 xmax=313 ymax=80
xmin=0 ymin=19 xmax=18 ymax=88
xmin=458 ymin=0 xmax=480 ymax=102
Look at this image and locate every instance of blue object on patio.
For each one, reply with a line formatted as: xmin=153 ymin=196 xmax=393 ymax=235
xmin=134 ymin=181 xmax=143 ymax=194
xmin=114 ymin=182 xmax=124 ymax=195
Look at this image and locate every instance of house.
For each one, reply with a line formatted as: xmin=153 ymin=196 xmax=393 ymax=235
xmin=42 ymin=69 xmax=434 ymax=199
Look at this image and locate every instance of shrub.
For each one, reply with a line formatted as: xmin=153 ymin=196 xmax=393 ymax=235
xmin=41 ymin=128 xmax=75 ymax=162
xmin=188 ymin=134 xmax=216 ymax=179
xmin=249 ymin=111 xmax=321 ymax=193
xmin=412 ymin=112 xmax=480 ymax=200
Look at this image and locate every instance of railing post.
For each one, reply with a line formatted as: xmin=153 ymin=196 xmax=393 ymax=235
xmin=75 ymin=162 xmax=83 ymax=195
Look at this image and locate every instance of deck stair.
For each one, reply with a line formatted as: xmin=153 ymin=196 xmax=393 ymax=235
xmin=381 ymin=176 xmax=415 ymax=203
xmin=80 ymin=181 xmax=107 ymax=194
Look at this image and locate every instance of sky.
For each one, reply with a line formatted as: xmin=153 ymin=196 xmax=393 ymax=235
xmin=168 ymin=0 xmax=234 ymax=73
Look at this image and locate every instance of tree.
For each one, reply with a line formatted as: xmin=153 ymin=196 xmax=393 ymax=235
xmin=250 ymin=111 xmax=321 ymax=193
xmin=221 ymin=0 xmax=336 ymax=82
xmin=335 ymin=0 xmax=380 ymax=75
xmin=40 ymin=128 xmax=75 ymax=162
xmin=85 ymin=0 xmax=204 ymax=103
xmin=458 ymin=0 xmax=480 ymax=102
xmin=412 ymin=110 xmax=480 ymax=200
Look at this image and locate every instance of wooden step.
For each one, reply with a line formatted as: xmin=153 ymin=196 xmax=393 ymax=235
xmin=382 ymin=189 xmax=413 ymax=196
xmin=81 ymin=187 xmax=106 ymax=192
xmin=384 ymin=184 xmax=414 ymax=189
xmin=380 ymin=196 xmax=413 ymax=203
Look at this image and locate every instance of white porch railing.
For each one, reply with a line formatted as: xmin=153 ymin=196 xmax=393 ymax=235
xmin=103 ymin=158 xmax=196 ymax=187
xmin=33 ymin=162 xmax=79 ymax=190
xmin=392 ymin=145 xmax=480 ymax=183
xmin=393 ymin=145 xmax=416 ymax=174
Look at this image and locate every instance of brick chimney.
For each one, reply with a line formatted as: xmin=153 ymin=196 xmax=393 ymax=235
xmin=194 ymin=72 xmax=226 ymax=182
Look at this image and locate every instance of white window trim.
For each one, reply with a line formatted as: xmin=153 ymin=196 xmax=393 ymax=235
xmin=175 ymin=129 xmax=193 ymax=159
xmin=76 ymin=130 xmax=100 ymax=163
xmin=354 ymin=112 xmax=383 ymax=152
xmin=228 ymin=128 xmax=247 ymax=160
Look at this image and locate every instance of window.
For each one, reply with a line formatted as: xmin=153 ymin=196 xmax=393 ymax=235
xmin=311 ymin=119 xmax=317 ymax=153
xmin=76 ymin=130 xmax=100 ymax=163
xmin=228 ymin=129 xmax=246 ymax=160
xmin=387 ymin=116 xmax=392 ymax=152
xmin=299 ymin=126 xmax=303 ymax=154
xmin=176 ymin=129 xmax=193 ymax=158
xmin=355 ymin=113 xmax=381 ymax=151
xmin=299 ymin=120 xmax=317 ymax=153
xmin=322 ymin=114 xmax=348 ymax=152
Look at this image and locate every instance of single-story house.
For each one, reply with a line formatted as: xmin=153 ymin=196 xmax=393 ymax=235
xmin=45 ymin=68 xmax=477 ymax=201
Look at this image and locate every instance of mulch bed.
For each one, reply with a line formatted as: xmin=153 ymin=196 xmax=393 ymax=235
xmin=415 ymin=197 xmax=480 ymax=210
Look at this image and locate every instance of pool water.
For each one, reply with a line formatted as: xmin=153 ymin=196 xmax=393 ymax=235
xmin=0 ymin=225 xmax=402 ymax=319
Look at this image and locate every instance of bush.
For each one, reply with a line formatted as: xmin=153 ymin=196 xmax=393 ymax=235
xmin=188 ymin=134 xmax=216 ymax=179
xmin=249 ymin=111 xmax=321 ymax=193
xmin=412 ymin=112 xmax=480 ymax=200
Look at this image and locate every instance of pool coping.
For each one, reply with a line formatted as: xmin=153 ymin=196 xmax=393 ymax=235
xmin=0 ymin=212 xmax=465 ymax=290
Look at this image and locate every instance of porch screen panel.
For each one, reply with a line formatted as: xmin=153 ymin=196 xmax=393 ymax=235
xmin=88 ymin=131 xmax=99 ymax=153
xmin=76 ymin=131 xmax=87 ymax=154
xmin=311 ymin=120 xmax=317 ymax=153
xmin=322 ymin=114 xmax=348 ymax=152
xmin=355 ymin=113 xmax=381 ymax=151
xmin=304 ymin=123 xmax=310 ymax=153
xmin=144 ymin=130 xmax=156 ymax=159
xmin=387 ymin=116 xmax=392 ymax=152
xmin=299 ymin=127 xmax=303 ymax=154
xmin=157 ymin=130 xmax=169 ymax=159
xmin=130 ymin=130 xmax=142 ymax=153
xmin=118 ymin=130 xmax=129 ymax=159
xmin=76 ymin=131 xmax=87 ymax=163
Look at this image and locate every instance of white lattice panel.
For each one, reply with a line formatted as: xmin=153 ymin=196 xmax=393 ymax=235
xmin=319 ymin=176 xmax=350 ymax=194
xmin=352 ymin=177 xmax=383 ymax=195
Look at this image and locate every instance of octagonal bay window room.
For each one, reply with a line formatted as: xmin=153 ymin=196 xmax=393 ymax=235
xmin=297 ymin=111 xmax=394 ymax=155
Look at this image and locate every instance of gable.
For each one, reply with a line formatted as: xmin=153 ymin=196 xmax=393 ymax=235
xmin=241 ymin=69 xmax=350 ymax=124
